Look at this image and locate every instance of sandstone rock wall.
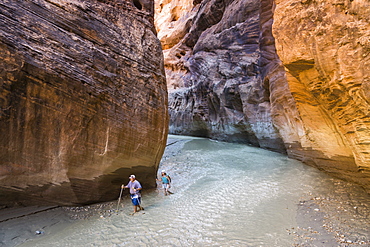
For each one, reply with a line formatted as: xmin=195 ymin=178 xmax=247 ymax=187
xmin=0 ymin=0 xmax=168 ymax=206
xmin=272 ymin=0 xmax=370 ymax=191
xmin=155 ymin=0 xmax=286 ymax=152
xmin=156 ymin=0 xmax=370 ymax=192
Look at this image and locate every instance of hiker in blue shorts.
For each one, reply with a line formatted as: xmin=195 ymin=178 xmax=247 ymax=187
xmin=121 ymin=175 xmax=144 ymax=213
xmin=157 ymin=170 xmax=171 ymax=196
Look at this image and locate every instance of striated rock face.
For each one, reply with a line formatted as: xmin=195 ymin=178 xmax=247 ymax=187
xmin=155 ymin=0 xmax=286 ymax=152
xmin=272 ymin=0 xmax=370 ymax=191
xmin=0 ymin=0 xmax=168 ymax=206
xmin=156 ymin=0 xmax=370 ymax=192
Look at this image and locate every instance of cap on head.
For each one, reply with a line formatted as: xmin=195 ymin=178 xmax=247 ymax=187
xmin=129 ymin=174 xmax=135 ymax=179
xmin=161 ymin=170 xmax=165 ymax=173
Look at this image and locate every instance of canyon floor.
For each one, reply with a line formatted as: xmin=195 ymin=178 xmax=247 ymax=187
xmin=1 ymin=137 xmax=369 ymax=246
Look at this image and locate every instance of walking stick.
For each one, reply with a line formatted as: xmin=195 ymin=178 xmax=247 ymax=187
xmin=116 ymin=186 xmax=124 ymax=212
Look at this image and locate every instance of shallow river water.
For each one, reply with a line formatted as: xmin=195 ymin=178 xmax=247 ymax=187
xmin=3 ymin=135 xmax=370 ymax=246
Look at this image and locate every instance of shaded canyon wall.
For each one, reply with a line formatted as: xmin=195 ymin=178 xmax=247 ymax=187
xmin=0 ymin=0 xmax=168 ymax=206
xmin=155 ymin=0 xmax=370 ymax=191
xmin=155 ymin=0 xmax=286 ymax=151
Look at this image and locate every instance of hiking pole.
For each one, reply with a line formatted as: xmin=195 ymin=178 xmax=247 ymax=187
xmin=116 ymin=185 xmax=124 ymax=212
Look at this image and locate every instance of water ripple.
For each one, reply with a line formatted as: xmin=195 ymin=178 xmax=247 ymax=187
xmin=10 ymin=136 xmax=370 ymax=247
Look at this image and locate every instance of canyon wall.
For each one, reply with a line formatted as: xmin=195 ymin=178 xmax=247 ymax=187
xmin=155 ymin=0 xmax=286 ymax=152
xmin=0 ymin=0 xmax=168 ymax=206
xmin=155 ymin=0 xmax=370 ymax=191
xmin=272 ymin=0 xmax=370 ymax=191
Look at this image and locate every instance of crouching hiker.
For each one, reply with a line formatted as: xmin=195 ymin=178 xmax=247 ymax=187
xmin=121 ymin=174 xmax=144 ymax=214
xmin=157 ymin=170 xmax=172 ymax=196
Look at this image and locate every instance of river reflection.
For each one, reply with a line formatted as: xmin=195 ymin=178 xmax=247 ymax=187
xmin=16 ymin=135 xmax=370 ymax=246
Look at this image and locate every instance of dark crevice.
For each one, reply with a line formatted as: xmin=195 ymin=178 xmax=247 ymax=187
xmin=133 ymin=0 xmax=142 ymax=10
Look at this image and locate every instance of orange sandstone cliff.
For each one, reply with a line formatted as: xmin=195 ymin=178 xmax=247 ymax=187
xmin=272 ymin=0 xmax=370 ymax=191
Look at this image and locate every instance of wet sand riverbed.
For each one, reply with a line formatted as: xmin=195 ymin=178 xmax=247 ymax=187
xmin=1 ymin=136 xmax=369 ymax=246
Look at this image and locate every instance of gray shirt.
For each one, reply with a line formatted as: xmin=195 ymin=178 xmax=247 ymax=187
xmin=126 ymin=180 xmax=142 ymax=196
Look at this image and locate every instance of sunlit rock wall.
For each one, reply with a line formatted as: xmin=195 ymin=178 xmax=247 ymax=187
xmin=0 ymin=0 xmax=168 ymax=206
xmin=156 ymin=0 xmax=370 ymax=192
xmin=272 ymin=0 xmax=370 ymax=191
xmin=155 ymin=0 xmax=286 ymax=152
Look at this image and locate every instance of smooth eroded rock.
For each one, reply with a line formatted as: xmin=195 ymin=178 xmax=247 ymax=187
xmin=155 ymin=0 xmax=286 ymax=152
xmin=0 ymin=0 xmax=168 ymax=206
xmin=272 ymin=0 xmax=370 ymax=192
xmin=156 ymin=0 xmax=370 ymax=192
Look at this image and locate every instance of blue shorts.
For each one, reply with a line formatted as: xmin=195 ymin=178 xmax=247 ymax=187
xmin=130 ymin=194 xmax=141 ymax=206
